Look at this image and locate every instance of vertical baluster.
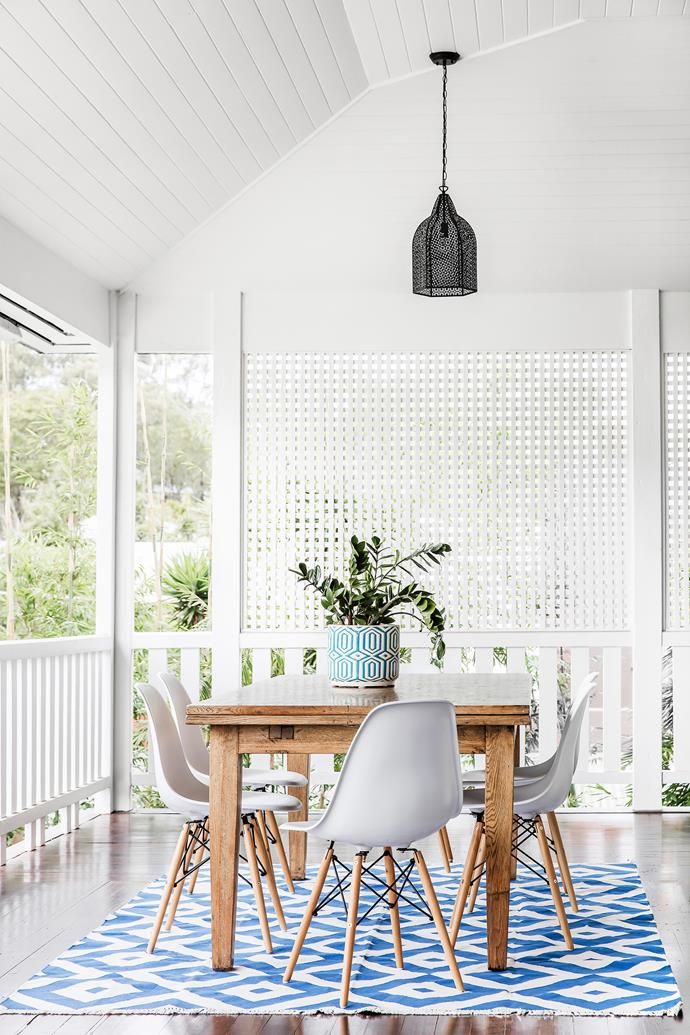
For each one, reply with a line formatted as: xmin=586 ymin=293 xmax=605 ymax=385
xmin=147 ymin=649 xmax=167 ymax=778
xmin=180 ymin=648 xmax=201 ymax=701
xmin=444 ymin=647 xmax=462 ymax=673
xmin=36 ymin=661 xmax=47 ymax=848
xmin=408 ymin=648 xmax=432 ymax=673
xmin=64 ymin=653 xmax=74 ymax=798
xmin=252 ymin=648 xmax=271 ymax=682
xmin=315 ymin=648 xmax=328 ymax=676
xmin=537 ymin=647 xmax=559 ymax=763
xmin=506 ymin=648 xmax=525 ymax=673
xmin=284 ymin=648 xmax=303 ymax=676
xmin=602 ymin=647 xmax=622 ymax=774
xmin=475 ymin=648 xmax=493 ymax=674
xmin=8 ymin=660 xmax=18 ymax=816
xmin=19 ymin=659 xmax=29 ymax=813
xmin=50 ymin=655 xmax=59 ymax=800
xmin=88 ymin=652 xmax=97 ymax=785
xmin=571 ymin=647 xmax=591 ymax=775
xmin=28 ymin=658 xmax=38 ymax=810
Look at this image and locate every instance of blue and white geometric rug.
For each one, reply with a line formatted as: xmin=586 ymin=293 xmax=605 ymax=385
xmin=0 ymin=862 xmax=681 ymax=1016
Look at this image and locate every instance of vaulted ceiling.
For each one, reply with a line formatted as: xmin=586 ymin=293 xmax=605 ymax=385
xmin=0 ymin=0 xmax=687 ymax=289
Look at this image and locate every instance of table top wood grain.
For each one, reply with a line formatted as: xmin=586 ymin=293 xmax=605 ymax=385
xmin=186 ymin=673 xmax=532 ymax=725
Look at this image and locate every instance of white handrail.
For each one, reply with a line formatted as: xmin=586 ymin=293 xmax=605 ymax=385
xmin=0 ymin=635 xmax=112 ymax=659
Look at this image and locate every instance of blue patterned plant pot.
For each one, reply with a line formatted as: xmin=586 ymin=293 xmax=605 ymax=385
xmin=327 ymin=624 xmax=400 ymax=689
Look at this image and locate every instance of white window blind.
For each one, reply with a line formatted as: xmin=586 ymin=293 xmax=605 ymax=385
xmin=243 ymin=352 xmax=629 ymax=632
xmin=665 ymin=353 xmax=690 ymax=630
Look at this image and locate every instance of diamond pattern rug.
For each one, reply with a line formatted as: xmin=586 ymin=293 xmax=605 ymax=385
xmin=0 ymin=861 xmax=681 ymax=1016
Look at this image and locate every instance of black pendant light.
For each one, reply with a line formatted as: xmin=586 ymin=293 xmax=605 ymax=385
xmin=412 ymin=52 xmax=477 ymax=297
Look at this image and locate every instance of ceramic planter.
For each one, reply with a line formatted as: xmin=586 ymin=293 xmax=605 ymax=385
xmin=327 ymin=623 xmax=400 ymax=689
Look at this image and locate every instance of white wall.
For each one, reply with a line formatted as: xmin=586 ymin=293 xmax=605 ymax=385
xmin=0 ymin=214 xmax=109 ymax=344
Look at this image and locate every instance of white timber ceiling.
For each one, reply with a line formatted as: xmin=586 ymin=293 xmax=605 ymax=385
xmin=0 ymin=0 xmax=687 ymax=289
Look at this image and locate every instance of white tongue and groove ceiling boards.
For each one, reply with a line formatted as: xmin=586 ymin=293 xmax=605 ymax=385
xmin=0 ymin=0 xmax=687 ymax=289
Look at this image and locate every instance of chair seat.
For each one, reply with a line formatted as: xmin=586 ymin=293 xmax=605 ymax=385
xmin=281 ymin=819 xmax=318 ymax=834
xmin=242 ymin=791 xmax=302 ymax=813
xmin=243 ymin=768 xmax=308 ymax=789
xmin=463 ymin=769 xmax=538 ymax=787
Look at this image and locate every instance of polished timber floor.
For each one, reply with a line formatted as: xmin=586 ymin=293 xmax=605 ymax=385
xmin=0 ymin=810 xmax=688 ymax=1035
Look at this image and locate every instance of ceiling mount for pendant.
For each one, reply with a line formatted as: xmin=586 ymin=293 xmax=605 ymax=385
xmin=412 ymin=50 xmax=477 ymax=297
xmin=429 ymin=51 xmax=460 ymax=67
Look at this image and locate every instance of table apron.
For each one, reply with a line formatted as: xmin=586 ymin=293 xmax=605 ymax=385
xmin=237 ymin=724 xmax=490 ymax=754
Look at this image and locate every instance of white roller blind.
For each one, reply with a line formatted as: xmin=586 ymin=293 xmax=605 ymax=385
xmin=665 ymin=353 xmax=690 ymax=630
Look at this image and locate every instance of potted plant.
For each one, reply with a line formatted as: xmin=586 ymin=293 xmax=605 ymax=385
xmin=292 ymin=535 xmax=451 ymax=689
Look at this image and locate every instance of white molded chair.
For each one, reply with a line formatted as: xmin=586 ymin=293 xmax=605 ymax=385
xmin=159 ymin=670 xmax=306 ymax=892
xmin=137 ymin=681 xmax=301 ymax=954
xmin=450 ymin=673 xmax=598 ymax=950
xmin=282 ymin=699 xmax=465 ymax=1008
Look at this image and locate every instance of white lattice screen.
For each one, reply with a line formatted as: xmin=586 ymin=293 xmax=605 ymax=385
xmin=243 ymin=352 xmax=629 ymax=632
xmin=665 ymin=353 xmax=690 ymax=630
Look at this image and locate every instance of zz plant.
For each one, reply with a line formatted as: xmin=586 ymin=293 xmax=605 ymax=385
xmin=292 ymin=535 xmax=451 ymax=668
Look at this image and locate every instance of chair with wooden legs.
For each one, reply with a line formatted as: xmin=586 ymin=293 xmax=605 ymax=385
xmin=449 ymin=673 xmax=597 ymax=950
xmin=282 ymin=699 xmax=465 ymax=1007
xmin=137 ymin=682 xmax=301 ymax=954
xmin=159 ymin=671 xmax=306 ymax=893
xmin=458 ymin=672 xmax=597 ymax=909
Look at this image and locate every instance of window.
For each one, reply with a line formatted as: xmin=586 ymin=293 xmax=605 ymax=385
xmin=0 ymin=340 xmax=98 ymax=639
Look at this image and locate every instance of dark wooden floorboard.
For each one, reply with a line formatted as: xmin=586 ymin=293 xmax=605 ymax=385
xmin=0 ymin=812 xmax=687 ymax=1035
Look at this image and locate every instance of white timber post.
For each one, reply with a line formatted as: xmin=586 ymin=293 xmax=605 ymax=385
xmin=94 ymin=292 xmax=118 ymax=812
xmin=112 ymin=291 xmax=137 ymax=810
xmin=631 ymin=289 xmax=663 ymax=811
xmin=212 ymin=290 xmax=243 ymax=691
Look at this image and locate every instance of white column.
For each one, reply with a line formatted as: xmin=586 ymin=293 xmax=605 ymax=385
xmin=94 ymin=292 xmax=117 ymax=813
xmin=631 ymin=289 xmax=663 ymax=811
xmin=211 ymin=290 xmax=243 ymax=691
xmin=112 ymin=292 xmax=137 ymax=811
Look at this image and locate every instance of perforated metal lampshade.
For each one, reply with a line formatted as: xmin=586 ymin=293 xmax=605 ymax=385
xmin=412 ymin=191 xmax=477 ymax=297
xmin=412 ymin=51 xmax=477 ymax=297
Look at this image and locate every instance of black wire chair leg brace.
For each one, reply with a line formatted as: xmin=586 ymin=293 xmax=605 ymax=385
xmin=283 ymin=845 xmax=464 ymax=1008
xmin=450 ymin=813 xmax=574 ymax=950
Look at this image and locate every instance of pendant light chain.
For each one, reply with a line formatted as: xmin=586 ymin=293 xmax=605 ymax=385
xmin=441 ymin=61 xmax=448 ymax=193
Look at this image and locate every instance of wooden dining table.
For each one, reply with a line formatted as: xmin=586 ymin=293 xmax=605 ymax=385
xmin=186 ymin=672 xmax=531 ymax=972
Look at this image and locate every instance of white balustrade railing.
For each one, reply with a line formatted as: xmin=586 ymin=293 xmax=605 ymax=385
xmin=132 ymin=630 xmax=634 ymax=807
xmin=0 ymin=636 xmax=113 ymax=864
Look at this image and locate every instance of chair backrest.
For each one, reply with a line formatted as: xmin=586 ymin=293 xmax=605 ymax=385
xmin=514 ymin=672 xmax=597 ymax=816
xmin=158 ymin=671 xmax=209 ymax=778
xmin=315 ymin=699 xmax=462 ymax=849
xmin=137 ymin=682 xmax=208 ymax=815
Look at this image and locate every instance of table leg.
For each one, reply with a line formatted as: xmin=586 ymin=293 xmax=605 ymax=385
xmin=287 ymin=752 xmax=310 ymax=880
xmin=511 ymin=730 xmax=520 ymax=881
xmin=209 ymin=725 xmax=242 ymax=970
xmin=485 ymin=724 xmax=515 ymax=970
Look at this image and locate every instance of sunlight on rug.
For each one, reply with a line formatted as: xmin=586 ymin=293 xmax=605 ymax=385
xmin=0 ymin=862 xmax=681 ymax=1016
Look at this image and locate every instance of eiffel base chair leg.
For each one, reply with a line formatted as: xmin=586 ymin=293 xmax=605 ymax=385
xmin=450 ymin=816 xmax=484 ymax=946
xmin=383 ymin=848 xmax=404 ymax=969
xmin=547 ymin=811 xmax=578 ymax=912
xmin=264 ymin=809 xmax=295 ymax=894
xmin=340 ymin=852 xmax=365 ymax=1008
xmin=147 ymin=822 xmax=190 ymax=954
xmin=284 ymin=846 xmax=334 ymax=982
xmin=187 ymin=824 xmax=208 ymax=896
xmin=243 ymin=816 xmax=273 ymax=952
xmin=437 ymin=828 xmax=451 ymax=873
xmin=468 ymin=830 xmax=486 ymax=913
xmin=165 ymin=823 xmax=198 ymax=931
xmin=441 ymin=825 xmax=453 ymax=864
xmin=252 ymin=813 xmax=287 ymax=931
xmin=414 ymin=850 xmax=464 ymax=992
xmin=534 ymin=815 xmax=574 ymax=950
